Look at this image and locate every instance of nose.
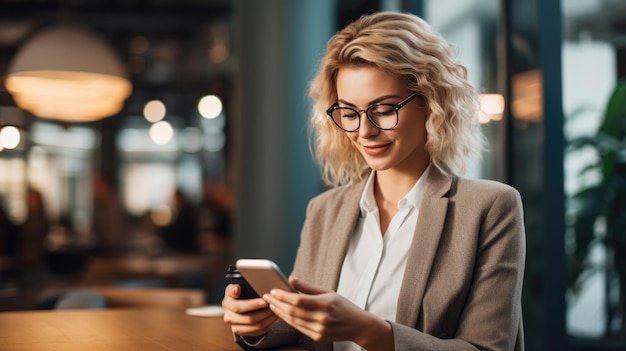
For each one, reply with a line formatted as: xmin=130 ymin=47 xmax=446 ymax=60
xmin=358 ymin=110 xmax=379 ymax=138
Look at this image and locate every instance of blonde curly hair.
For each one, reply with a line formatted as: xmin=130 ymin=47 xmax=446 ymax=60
xmin=309 ymin=11 xmax=485 ymax=187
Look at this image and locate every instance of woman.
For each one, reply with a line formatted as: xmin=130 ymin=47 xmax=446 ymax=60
xmin=223 ymin=11 xmax=525 ymax=351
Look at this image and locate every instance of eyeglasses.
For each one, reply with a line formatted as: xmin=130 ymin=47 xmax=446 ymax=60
xmin=326 ymin=93 xmax=419 ymax=132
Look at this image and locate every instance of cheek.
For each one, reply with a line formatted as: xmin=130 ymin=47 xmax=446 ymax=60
xmin=401 ymin=121 xmax=428 ymax=147
xmin=345 ymin=132 xmax=359 ymax=145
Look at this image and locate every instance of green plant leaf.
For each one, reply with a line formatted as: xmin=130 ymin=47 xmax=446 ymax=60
xmin=599 ymin=79 xmax=626 ymax=138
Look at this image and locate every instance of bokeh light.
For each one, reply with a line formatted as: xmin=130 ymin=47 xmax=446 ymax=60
xmin=149 ymin=120 xmax=173 ymax=145
xmin=198 ymin=95 xmax=222 ymax=119
xmin=143 ymin=99 xmax=166 ymax=123
xmin=0 ymin=125 xmax=21 ymax=149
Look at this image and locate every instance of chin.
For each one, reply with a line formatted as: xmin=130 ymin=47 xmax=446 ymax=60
xmin=364 ymin=161 xmax=392 ymax=171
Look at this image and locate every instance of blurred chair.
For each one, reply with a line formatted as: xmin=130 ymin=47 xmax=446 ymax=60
xmin=117 ymin=278 xmax=166 ymax=288
xmin=39 ymin=286 xmax=206 ymax=310
xmin=55 ymin=289 xmax=106 ymax=309
xmin=0 ymin=280 xmax=23 ymax=311
xmin=92 ymin=287 xmax=205 ymax=309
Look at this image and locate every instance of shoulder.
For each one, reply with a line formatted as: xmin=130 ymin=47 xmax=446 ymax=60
xmin=308 ymin=181 xmax=364 ymax=210
xmin=426 ymin=166 xmax=521 ymax=206
xmin=449 ymin=177 xmax=525 ymax=227
xmin=453 ymin=176 xmax=522 ymax=205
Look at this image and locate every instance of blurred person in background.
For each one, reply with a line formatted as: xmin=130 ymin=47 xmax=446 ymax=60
xmin=222 ymin=11 xmax=525 ymax=351
xmin=196 ymin=180 xmax=233 ymax=254
xmin=90 ymin=172 xmax=127 ymax=256
xmin=20 ymin=187 xmax=50 ymax=272
xmin=0 ymin=199 xmax=19 ymax=258
xmin=161 ymin=189 xmax=198 ymax=253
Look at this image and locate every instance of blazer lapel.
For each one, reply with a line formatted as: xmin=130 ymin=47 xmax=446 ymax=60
xmin=321 ymin=180 xmax=365 ymax=290
xmin=395 ymin=167 xmax=452 ymax=326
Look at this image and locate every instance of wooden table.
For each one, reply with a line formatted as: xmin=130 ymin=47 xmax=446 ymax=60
xmin=0 ymin=308 xmax=303 ymax=350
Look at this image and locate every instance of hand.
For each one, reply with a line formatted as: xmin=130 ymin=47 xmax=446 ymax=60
xmin=222 ymin=284 xmax=279 ymax=336
xmin=262 ymin=277 xmax=393 ymax=349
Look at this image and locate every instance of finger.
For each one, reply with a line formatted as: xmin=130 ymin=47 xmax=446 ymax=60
xmin=289 ymin=277 xmax=330 ymax=295
xmin=268 ymin=287 xmax=326 ymax=312
xmin=266 ymin=301 xmax=324 ymax=340
xmin=223 ymin=295 xmax=269 ymax=314
xmin=264 ymin=292 xmax=321 ymax=323
xmin=225 ymin=305 xmax=275 ymax=325
xmin=230 ymin=311 xmax=279 ymax=336
xmin=226 ymin=284 xmax=240 ymax=298
xmin=224 ymin=303 xmax=278 ymax=335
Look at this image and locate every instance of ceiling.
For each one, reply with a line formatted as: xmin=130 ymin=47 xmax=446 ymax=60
xmin=0 ymin=0 xmax=383 ymax=127
xmin=5 ymin=0 xmax=622 ymax=127
xmin=0 ymin=0 xmax=235 ymax=124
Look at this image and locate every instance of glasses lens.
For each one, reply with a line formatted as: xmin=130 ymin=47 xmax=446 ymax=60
xmin=330 ymin=107 xmax=360 ymax=132
xmin=367 ymin=104 xmax=398 ymax=129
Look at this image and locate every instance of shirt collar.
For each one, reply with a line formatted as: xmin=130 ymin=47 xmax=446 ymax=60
xmin=359 ymin=165 xmax=431 ymax=216
xmin=359 ymin=171 xmax=377 ymax=216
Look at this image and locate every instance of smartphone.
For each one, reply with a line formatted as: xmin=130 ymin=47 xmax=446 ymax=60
xmin=235 ymin=259 xmax=297 ymax=297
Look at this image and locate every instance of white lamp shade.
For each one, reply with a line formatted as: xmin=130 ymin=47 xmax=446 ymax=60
xmin=5 ymin=25 xmax=132 ymax=122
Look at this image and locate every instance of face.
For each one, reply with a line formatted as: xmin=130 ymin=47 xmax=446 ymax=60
xmin=335 ymin=65 xmax=430 ymax=175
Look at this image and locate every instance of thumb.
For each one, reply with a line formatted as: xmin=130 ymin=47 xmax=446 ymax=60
xmin=228 ymin=284 xmax=241 ymax=298
xmin=289 ymin=276 xmax=330 ymax=295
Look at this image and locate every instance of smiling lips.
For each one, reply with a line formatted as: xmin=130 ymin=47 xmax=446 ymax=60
xmin=362 ymin=142 xmax=391 ymax=156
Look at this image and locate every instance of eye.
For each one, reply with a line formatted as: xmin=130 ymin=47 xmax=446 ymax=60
xmin=370 ymin=105 xmax=395 ymax=117
xmin=339 ymin=108 xmax=358 ymax=119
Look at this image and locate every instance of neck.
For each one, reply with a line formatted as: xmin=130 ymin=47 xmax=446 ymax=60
xmin=374 ymin=161 xmax=429 ymax=206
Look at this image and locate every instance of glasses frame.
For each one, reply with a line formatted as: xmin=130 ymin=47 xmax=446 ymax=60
xmin=326 ymin=92 xmax=419 ymax=132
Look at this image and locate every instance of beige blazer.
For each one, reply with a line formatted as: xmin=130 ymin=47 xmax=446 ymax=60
xmin=242 ymin=167 xmax=525 ymax=351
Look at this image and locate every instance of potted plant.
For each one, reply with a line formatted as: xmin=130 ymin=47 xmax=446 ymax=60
xmin=567 ymin=79 xmax=626 ymax=341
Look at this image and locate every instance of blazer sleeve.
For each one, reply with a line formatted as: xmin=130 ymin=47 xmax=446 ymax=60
xmin=390 ymin=185 xmax=526 ymax=351
xmin=234 ymin=320 xmax=302 ymax=350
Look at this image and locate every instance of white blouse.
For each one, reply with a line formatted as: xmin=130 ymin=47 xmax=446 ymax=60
xmin=334 ymin=166 xmax=430 ymax=351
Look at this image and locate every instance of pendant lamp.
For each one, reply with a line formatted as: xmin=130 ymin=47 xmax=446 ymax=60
xmin=4 ymin=24 xmax=132 ymax=122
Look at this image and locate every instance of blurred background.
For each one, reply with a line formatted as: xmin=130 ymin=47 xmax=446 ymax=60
xmin=0 ymin=0 xmax=625 ymax=350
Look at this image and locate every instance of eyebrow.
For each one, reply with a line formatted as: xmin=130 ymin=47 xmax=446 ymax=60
xmin=337 ymin=94 xmax=401 ymax=107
